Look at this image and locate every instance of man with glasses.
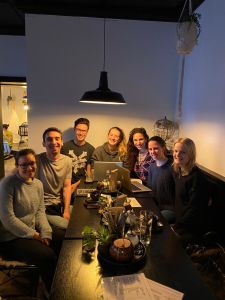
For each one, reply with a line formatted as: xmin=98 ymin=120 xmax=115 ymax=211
xmin=36 ymin=127 xmax=72 ymax=230
xmin=61 ymin=118 xmax=95 ymax=194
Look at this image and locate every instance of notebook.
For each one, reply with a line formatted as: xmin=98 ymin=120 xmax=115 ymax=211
xmin=93 ymin=161 xmax=123 ymax=181
xmin=76 ymin=188 xmax=96 ymax=196
xmin=117 ymin=166 xmax=152 ymax=193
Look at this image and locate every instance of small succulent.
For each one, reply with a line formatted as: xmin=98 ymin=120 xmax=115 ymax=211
xmin=82 ymin=225 xmax=96 ymax=236
xmin=96 ymin=226 xmax=113 ymax=246
xmin=82 ymin=226 xmax=96 ymax=252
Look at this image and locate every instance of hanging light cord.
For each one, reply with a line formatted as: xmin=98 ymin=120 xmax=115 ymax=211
xmin=178 ymin=0 xmax=192 ymax=23
xmin=103 ymin=18 xmax=106 ymax=71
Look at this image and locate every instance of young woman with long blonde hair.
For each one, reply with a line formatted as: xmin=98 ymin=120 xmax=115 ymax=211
xmin=92 ymin=127 xmax=127 ymax=164
xmin=172 ymin=138 xmax=211 ymax=245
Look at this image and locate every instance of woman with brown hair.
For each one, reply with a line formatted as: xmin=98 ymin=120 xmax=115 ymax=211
xmin=147 ymin=136 xmax=175 ymax=223
xmin=127 ymin=128 xmax=153 ymax=184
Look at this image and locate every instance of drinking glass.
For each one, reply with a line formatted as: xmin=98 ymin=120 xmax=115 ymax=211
xmin=139 ymin=210 xmax=153 ymax=246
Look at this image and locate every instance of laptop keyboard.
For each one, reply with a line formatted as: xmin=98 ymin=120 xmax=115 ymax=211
xmin=131 ymin=183 xmax=142 ymax=191
xmin=76 ymin=188 xmax=96 ymax=196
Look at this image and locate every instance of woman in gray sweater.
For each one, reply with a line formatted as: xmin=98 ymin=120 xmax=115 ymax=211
xmin=92 ymin=126 xmax=127 ymax=163
xmin=0 ymin=149 xmax=57 ymax=292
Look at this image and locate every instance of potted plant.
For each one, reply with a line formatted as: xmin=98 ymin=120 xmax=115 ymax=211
xmin=176 ymin=12 xmax=201 ymax=55
xmin=81 ymin=226 xmax=96 ymax=254
xmin=96 ymin=226 xmax=114 ymax=256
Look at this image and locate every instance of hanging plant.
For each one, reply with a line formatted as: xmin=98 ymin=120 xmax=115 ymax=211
xmin=176 ymin=12 xmax=201 ymax=55
xmin=176 ymin=0 xmax=201 ymax=55
xmin=190 ymin=13 xmax=201 ymax=31
xmin=184 ymin=12 xmax=201 ymax=36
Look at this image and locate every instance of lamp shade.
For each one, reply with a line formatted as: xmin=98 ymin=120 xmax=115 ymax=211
xmin=79 ymin=71 xmax=126 ymax=105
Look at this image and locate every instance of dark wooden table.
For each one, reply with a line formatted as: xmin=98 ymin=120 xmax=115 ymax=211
xmin=50 ymin=192 xmax=215 ymax=300
xmin=65 ymin=190 xmax=156 ymax=240
xmin=65 ymin=196 xmax=101 ymax=239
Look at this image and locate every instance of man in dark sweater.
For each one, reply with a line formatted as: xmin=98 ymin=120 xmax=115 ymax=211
xmin=61 ymin=118 xmax=95 ymax=193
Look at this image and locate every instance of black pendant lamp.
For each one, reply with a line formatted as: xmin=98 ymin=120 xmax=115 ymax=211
xmin=79 ymin=19 xmax=126 ymax=105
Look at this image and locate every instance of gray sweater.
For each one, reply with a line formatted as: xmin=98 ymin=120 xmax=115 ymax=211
xmin=0 ymin=174 xmax=52 ymax=242
xmin=92 ymin=142 xmax=120 ymax=162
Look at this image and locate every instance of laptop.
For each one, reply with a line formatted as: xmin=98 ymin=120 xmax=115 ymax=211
xmin=93 ymin=161 xmax=123 ymax=181
xmin=117 ymin=166 xmax=152 ymax=193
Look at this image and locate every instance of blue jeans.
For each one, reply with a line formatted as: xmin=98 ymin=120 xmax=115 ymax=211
xmin=46 ymin=205 xmax=73 ymax=230
xmin=47 ymin=214 xmax=69 ymax=229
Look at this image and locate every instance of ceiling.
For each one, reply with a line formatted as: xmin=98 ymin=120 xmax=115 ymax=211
xmin=0 ymin=0 xmax=205 ymax=36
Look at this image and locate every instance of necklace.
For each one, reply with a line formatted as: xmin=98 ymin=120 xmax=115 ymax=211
xmin=138 ymin=150 xmax=148 ymax=165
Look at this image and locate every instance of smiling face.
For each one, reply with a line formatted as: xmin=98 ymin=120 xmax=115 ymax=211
xmin=17 ymin=153 xmax=36 ymax=181
xmin=43 ymin=130 xmax=63 ymax=158
xmin=108 ymin=128 xmax=121 ymax=147
xmin=148 ymin=140 xmax=166 ymax=161
xmin=133 ymin=133 xmax=147 ymax=151
xmin=173 ymin=142 xmax=190 ymax=168
xmin=74 ymin=123 xmax=88 ymax=145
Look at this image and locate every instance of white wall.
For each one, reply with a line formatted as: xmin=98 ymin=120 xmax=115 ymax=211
xmin=0 ymin=35 xmax=26 ymax=76
xmin=1 ymin=4 xmax=225 ymax=177
xmin=25 ymin=15 xmax=179 ymax=153
xmin=180 ymin=0 xmax=225 ymax=176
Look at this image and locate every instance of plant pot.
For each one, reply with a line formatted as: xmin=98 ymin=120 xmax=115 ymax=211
xmin=176 ymin=21 xmax=199 ymax=54
xmin=109 ymin=238 xmax=134 ymax=263
xmin=98 ymin=244 xmax=110 ymax=257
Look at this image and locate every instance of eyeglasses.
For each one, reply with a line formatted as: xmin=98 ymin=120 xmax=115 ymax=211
xmin=75 ymin=128 xmax=88 ymax=133
xmin=17 ymin=161 xmax=36 ymax=169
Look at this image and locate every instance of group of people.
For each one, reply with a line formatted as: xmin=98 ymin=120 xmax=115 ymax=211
xmin=0 ymin=117 xmax=212 ymax=292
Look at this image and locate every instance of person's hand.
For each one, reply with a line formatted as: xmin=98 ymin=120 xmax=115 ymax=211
xmin=63 ymin=209 xmax=70 ymax=220
xmin=71 ymin=180 xmax=81 ymax=193
xmin=41 ymin=238 xmax=50 ymax=246
xmin=33 ymin=232 xmax=41 ymax=240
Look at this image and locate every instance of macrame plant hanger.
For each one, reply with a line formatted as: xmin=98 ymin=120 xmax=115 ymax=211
xmin=176 ymin=0 xmax=200 ymax=55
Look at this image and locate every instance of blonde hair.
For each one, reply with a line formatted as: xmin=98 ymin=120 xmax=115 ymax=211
xmin=108 ymin=127 xmax=127 ymax=161
xmin=173 ymin=137 xmax=196 ymax=175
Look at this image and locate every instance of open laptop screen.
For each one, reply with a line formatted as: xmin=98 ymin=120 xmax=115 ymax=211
xmin=93 ymin=161 xmax=123 ymax=181
xmin=117 ymin=166 xmax=151 ymax=193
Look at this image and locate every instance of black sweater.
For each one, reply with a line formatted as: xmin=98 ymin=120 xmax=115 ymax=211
xmin=173 ymin=166 xmax=210 ymax=236
xmin=147 ymin=160 xmax=175 ymax=211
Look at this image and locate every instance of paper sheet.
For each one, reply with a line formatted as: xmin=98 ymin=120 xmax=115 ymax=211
xmin=127 ymin=197 xmax=141 ymax=208
xmin=146 ymin=278 xmax=184 ymax=300
xmin=102 ymin=274 xmax=184 ymax=300
xmin=102 ymin=273 xmax=154 ymax=300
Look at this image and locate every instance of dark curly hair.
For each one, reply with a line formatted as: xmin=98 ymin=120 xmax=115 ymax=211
xmin=42 ymin=127 xmax=62 ymax=142
xmin=127 ymin=128 xmax=149 ymax=171
xmin=15 ymin=148 xmax=36 ymax=165
xmin=148 ymin=135 xmax=168 ymax=156
xmin=74 ymin=118 xmax=90 ymax=129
